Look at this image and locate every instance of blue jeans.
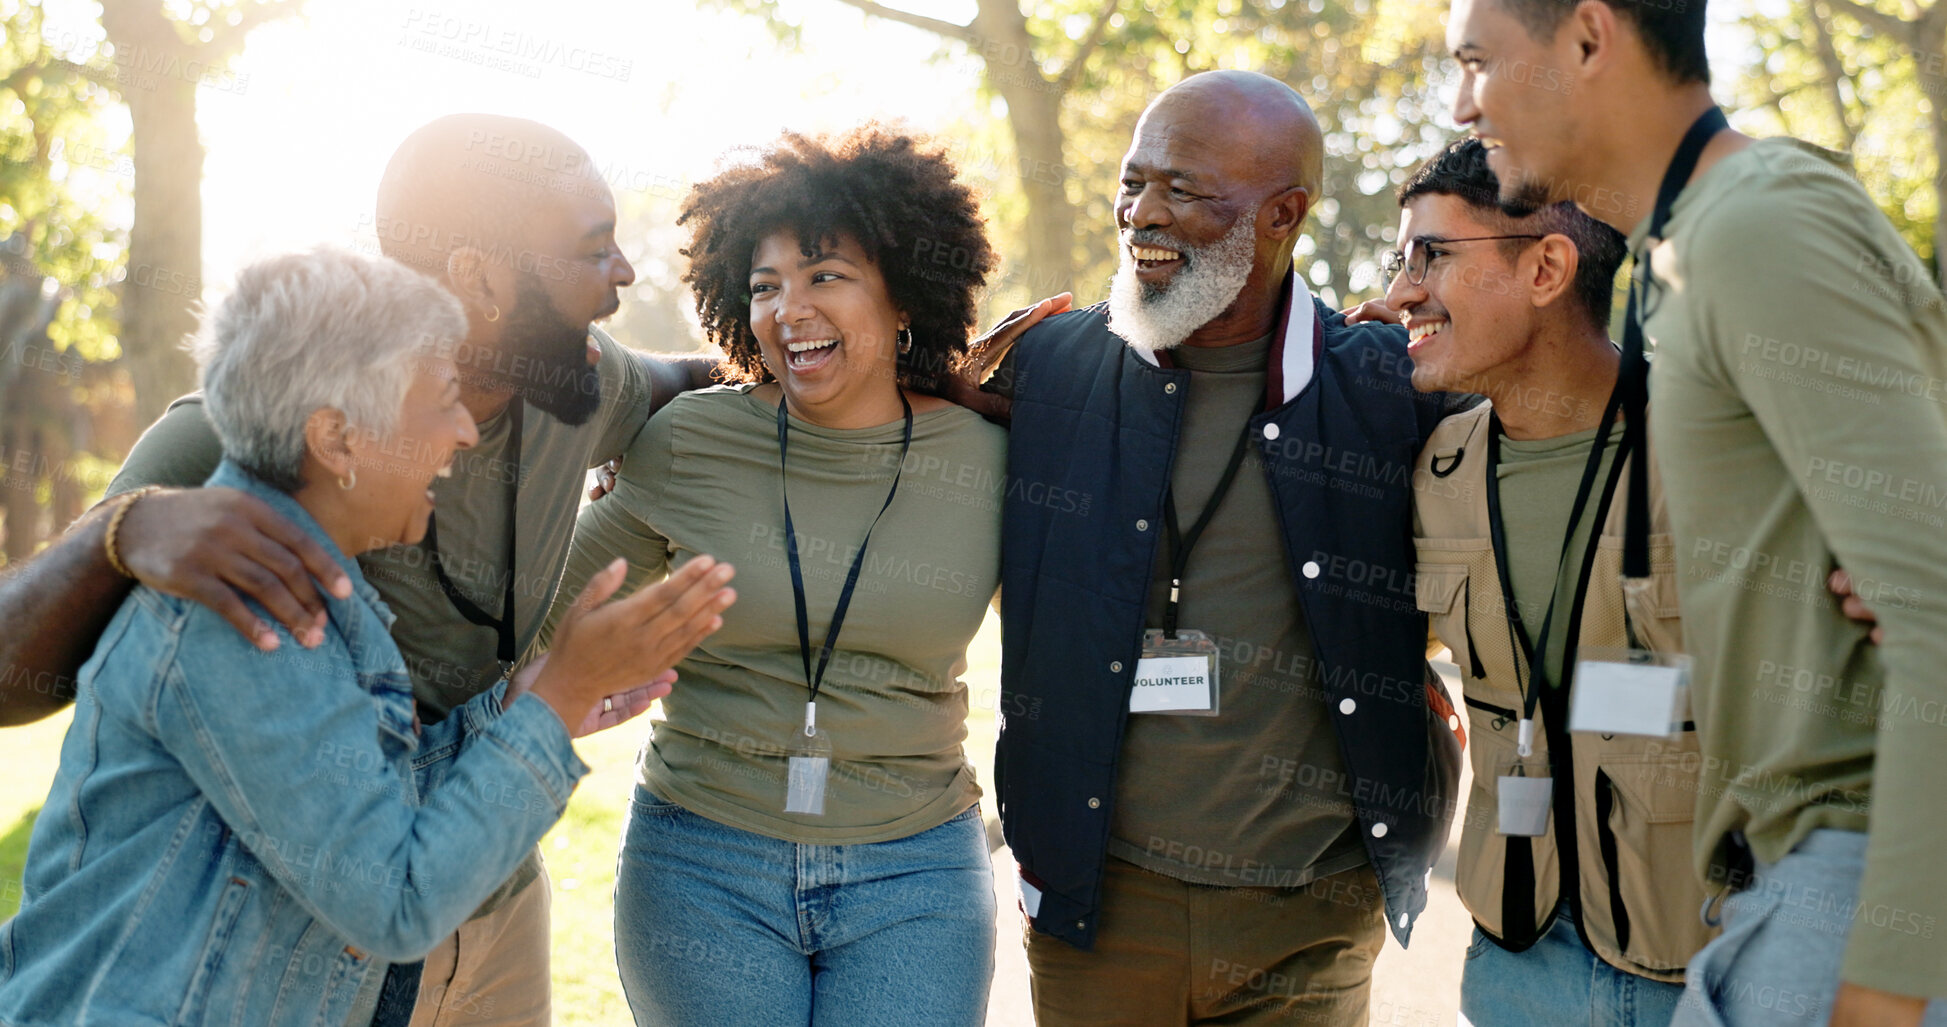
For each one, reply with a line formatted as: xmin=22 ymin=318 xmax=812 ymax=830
xmin=1461 ymin=901 xmax=1685 ymax=1027
xmin=613 ymin=786 xmax=996 ymax=1027
xmin=1673 ymin=829 xmax=1947 ymax=1027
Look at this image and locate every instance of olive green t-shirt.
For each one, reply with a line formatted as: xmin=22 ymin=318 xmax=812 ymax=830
xmin=1640 ymin=136 xmax=1947 ymax=995
xmin=542 ymin=386 xmax=1004 ymax=843
xmin=1497 ymin=426 xmax=1618 ymax=693
xmin=1106 ymin=332 xmax=1367 ymax=887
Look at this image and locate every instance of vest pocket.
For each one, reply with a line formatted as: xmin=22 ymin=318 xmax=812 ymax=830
xmin=1595 ymin=742 xmax=1717 ymax=973
xmin=1416 ymin=563 xmax=1482 ymax=679
xmin=1618 ymin=535 xmax=1684 ymax=655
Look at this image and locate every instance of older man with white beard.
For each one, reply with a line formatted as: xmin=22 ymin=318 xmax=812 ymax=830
xmin=983 ymin=70 xmax=1471 ymax=1026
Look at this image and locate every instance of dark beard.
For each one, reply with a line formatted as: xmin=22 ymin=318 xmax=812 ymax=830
xmin=504 ymin=276 xmax=602 ymax=426
xmin=1500 ymin=173 xmax=1556 ymax=219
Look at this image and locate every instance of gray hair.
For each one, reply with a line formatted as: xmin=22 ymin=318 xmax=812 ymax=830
xmin=194 ymin=247 xmax=467 ymax=491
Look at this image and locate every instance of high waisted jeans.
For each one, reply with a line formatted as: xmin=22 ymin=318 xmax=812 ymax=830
xmin=613 ymin=786 xmax=995 ymax=1027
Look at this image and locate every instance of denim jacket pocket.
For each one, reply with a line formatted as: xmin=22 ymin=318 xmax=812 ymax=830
xmin=173 ymin=874 xmax=252 ymax=1025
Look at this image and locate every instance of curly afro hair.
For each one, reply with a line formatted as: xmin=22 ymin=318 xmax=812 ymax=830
xmin=679 ymin=124 xmax=997 ymax=390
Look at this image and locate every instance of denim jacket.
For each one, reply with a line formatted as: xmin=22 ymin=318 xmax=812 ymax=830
xmin=0 ymin=461 xmax=588 ymax=1027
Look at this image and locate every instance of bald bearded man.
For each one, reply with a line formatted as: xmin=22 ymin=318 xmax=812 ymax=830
xmin=987 ymin=71 xmax=1468 ymax=1025
xmin=0 ymin=114 xmax=722 ymax=1026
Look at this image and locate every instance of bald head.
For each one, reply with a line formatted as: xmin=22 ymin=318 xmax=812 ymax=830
xmin=375 ymin=113 xmax=604 ymax=279
xmin=1143 ymin=71 xmax=1323 ymax=204
xmin=1110 ymin=71 xmax=1327 ymax=350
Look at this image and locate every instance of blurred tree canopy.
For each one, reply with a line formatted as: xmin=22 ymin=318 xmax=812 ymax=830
xmin=717 ymin=0 xmax=1461 ymax=311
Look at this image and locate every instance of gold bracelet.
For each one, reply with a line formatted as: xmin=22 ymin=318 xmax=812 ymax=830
xmin=103 ymin=486 xmax=161 ymax=579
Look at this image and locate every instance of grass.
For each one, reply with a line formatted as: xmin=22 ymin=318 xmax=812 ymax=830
xmin=0 ymin=612 xmax=1005 ymax=1026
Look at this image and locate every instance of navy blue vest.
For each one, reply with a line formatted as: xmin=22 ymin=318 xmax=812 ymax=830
xmin=995 ymin=297 xmax=1465 ymax=950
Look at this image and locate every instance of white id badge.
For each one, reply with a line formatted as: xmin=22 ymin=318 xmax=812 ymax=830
xmin=785 ymin=704 xmax=832 ymax=815
xmin=1129 ymin=629 xmax=1220 ymax=715
xmin=1496 ymin=756 xmax=1553 ymax=837
xmin=1569 ymin=646 xmax=1691 ymax=737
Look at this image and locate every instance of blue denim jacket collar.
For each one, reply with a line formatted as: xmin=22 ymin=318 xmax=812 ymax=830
xmin=204 ymin=460 xmax=416 ymax=740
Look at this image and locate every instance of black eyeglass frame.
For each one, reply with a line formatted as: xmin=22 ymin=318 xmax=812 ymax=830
xmin=1381 ymin=234 xmax=1547 ymax=286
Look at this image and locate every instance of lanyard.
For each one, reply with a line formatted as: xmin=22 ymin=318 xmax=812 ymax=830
xmin=1482 ymin=376 xmax=1626 ymax=756
xmin=1620 ymin=106 xmax=1729 ymax=579
xmin=425 ymin=398 xmax=522 ymax=668
xmin=1160 ymin=400 xmax=1260 ymax=638
xmin=778 ymin=393 xmax=913 ymax=736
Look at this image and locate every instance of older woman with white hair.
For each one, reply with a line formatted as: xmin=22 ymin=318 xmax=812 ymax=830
xmin=0 ymin=248 xmax=734 ymax=1027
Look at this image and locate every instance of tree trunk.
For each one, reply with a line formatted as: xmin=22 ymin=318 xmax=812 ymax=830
xmin=972 ymin=0 xmax=1079 ymax=300
xmin=117 ymin=75 xmax=203 ymax=424
xmin=101 ymin=0 xmax=203 ymax=425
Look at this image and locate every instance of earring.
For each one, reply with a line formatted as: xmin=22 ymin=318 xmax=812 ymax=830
xmin=484 ymin=304 xmax=501 ymax=323
xmin=897 ymin=327 xmax=913 ymax=355
xmin=338 ymin=467 xmax=357 ymax=491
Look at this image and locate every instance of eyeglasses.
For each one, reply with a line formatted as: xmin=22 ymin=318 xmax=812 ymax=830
xmin=1381 ymin=235 xmax=1546 ymax=286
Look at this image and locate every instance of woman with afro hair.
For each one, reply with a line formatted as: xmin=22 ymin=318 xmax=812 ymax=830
xmin=541 ymin=123 xmax=1009 ymax=1026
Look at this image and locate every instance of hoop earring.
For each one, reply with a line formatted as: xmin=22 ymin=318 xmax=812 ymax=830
xmin=338 ymin=467 xmax=357 ymax=491
xmin=484 ymin=304 xmax=501 ymax=323
xmin=897 ymin=327 xmax=913 ymax=355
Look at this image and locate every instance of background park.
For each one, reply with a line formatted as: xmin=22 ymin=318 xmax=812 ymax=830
xmin=2 ymin=0 xmax=1943 ymax=1021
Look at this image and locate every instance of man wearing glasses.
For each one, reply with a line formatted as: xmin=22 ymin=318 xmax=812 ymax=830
xmin=1361 ymin=137 xmax=1712 ymax=1026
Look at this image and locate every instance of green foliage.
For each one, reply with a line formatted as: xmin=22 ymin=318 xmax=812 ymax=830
xmin=0 ymin=0 xmax=128 ymax=365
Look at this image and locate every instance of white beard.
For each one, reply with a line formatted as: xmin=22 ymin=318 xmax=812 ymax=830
xmin=1107 ymin=214 xmax=1258 ymax=354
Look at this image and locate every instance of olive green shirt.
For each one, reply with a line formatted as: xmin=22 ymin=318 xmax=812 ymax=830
xmin=1640 ymin=136 xmax=1947 ymax=996
xmin=542 ymin=386 xmax=1004 ymax=843
xmin=1106 ymin=333 xmax=1367 ymax=887
xmin=104 ymin=326 xmax=663 ymax=914
xmin=1497 ymin=426 xmax=1618 ymax=693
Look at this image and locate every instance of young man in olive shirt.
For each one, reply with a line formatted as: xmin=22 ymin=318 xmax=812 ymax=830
xmin=1442 ymin=0 xmax=1947 ymax=1021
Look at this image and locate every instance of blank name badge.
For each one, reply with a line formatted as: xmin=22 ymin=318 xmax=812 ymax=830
xmin=1129 ymin=629 xmax=1220 ymax=716
xmin=1496 ymin=755 xmax=1553 ymax=837
xmin=1569 ymin=646 xmax=1691 ymax=737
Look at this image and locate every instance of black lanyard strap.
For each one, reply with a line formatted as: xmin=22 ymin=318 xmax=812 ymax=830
xmin=779 ymin=393 xmax=914 ymax=731
xmin=1621 ymin=106 xmax=1729 ymax=579
xmin=1482 ymin=375 xmax=1626 ymax=749
xmin=426 ymin=399 xmax=522 ymax=666
xmin=1160 ymin=400 xmax=1259 ymax=638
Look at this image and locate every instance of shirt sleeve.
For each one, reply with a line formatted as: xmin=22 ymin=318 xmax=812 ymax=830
xmin=588 ymin=326 xmax=660 ymax=469
xmin=150 ymin=607 xmax=587 ymax=961
xmin=536 ymin=405 xmax=677 ymax=653
xmin=104 ymin=395 xmax=226 ymax=498
xmin=1688 ymin=173 xmax=1947 ymax=996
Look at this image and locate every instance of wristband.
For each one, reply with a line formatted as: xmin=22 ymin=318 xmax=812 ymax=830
xmin=103 ymin=486 xmax=161 ymax=579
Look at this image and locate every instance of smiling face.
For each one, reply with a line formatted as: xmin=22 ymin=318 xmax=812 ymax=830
xmin=1448 ymin=0 xmax=1589 ymax=212
xmin=747 ymin=229 xmax=906 ymax=426
xmin=496 ymin=184 xmax=635 ymax=425
xmin=344 ymin=354 xmax=478 ymax=550
xmin=1386 ymin=193 xmax=1542 ymax=394
xmin=1107 ymin=97 xmax=1276 ymax=351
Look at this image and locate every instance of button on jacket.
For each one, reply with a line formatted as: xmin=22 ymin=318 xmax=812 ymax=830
xmin=0 ymin=461 xmax=587 ymax=1027
xmin=996 ymin=283 xmax=1466 ymax=950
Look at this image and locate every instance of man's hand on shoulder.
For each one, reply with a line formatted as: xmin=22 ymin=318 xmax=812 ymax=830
xmin=118 ymin=487 xmax=352 ymax=650
xmin=940 ymin=292 xmax=1073 ymax=421
xmin=1339 ymin=298 xmax=1404 ymax=327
